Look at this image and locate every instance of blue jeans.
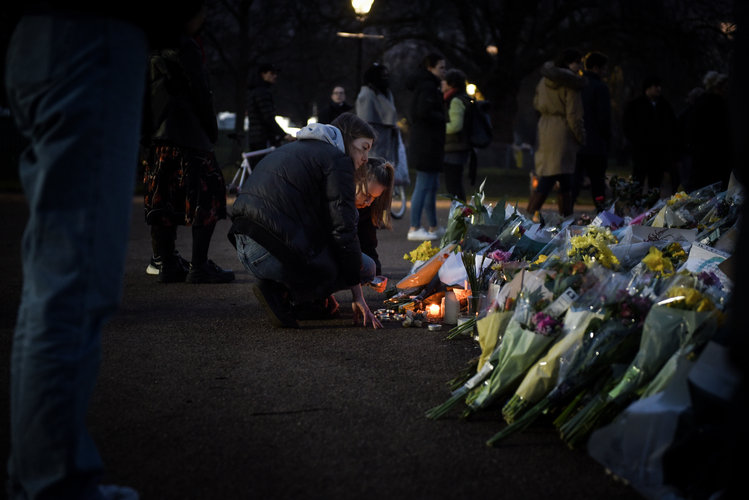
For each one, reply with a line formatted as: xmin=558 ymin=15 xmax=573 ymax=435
xmin=235 ymin=234 xmax=375 ymax=302
xmin=409 ymin=171 xmax=440 ymax=228
xmin=6 ymin=15 xmax=148 ymax=500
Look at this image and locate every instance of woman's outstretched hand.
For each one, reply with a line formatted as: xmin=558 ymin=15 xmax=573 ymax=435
xmin=351 ymin=299 xmax=382 ymax=329
xmin=350 ymin=284 xmax=382 ymax=329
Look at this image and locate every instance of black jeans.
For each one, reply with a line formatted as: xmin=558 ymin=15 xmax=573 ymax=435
xmin=574 ymin=153 xmax=607 ymax=205
xmin=536 ymin=173 xmax=573 ymax=196
xmin=631 ymin=146 xmax=670 ymax=192
xmin=443 ymin=161 xmax=466 ymax=201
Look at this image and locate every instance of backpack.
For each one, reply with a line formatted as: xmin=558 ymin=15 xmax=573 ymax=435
xmin=464 ymin=97 xmax=493 ymax=149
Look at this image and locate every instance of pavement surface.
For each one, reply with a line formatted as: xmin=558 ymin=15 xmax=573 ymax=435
xmin=0 ymin=193 xmax=642 ymax=500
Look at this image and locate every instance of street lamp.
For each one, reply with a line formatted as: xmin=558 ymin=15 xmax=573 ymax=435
xmin=352 ymin=0 xmax=374 ymax=19
xmin=337 ymin=0 xmax=382 ymax=90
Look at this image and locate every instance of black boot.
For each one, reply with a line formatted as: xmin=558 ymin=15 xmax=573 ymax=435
xmin=151 ymin=225 xmax=188 ymax=283
xmin=253 ymin=280 xmax=299 ymax=328
xmin=185 ymin=224 xmax=235 ymax=283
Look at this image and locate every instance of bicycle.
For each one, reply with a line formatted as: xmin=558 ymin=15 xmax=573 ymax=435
xmin=226 ymin=146 xmax=275 ymax=194
xmin=390 ymin=184 xmax=407 ymax=219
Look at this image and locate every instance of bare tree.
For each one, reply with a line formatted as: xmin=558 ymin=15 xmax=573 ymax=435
xmin=200 ymin=0 xmax=734 ymax=161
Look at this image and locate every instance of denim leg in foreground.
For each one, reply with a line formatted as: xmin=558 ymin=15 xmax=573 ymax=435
xmin=6 ymin=16 xmax=148 ymax=500
xmin=409 ymin=171 xmax=440 ymax=228
xmin=235 ymin=234 xmax=286 ymax=283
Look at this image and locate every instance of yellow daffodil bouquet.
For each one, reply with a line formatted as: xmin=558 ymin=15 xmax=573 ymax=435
xmin=403 ymin=240 xmax=440 ymax=264
xmin=567 ymin=226 xmax=620 ymax=269
xmin=640 ymin=242 xmax=688 ymax=278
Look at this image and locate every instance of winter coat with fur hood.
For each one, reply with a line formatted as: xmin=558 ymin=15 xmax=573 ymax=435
xmin=533 ymin=62 xmax=586 ymax=177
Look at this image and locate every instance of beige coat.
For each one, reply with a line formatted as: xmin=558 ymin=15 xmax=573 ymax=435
xmin=533 ymin=62 xmax=586 ymax=177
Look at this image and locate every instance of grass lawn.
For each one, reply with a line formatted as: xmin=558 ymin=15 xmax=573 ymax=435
xmin=1 ymin=140 xmax=632 ymax=209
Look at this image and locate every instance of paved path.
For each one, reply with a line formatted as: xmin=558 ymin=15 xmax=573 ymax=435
xmin=0 ymin=193 xmax=639 ymax=500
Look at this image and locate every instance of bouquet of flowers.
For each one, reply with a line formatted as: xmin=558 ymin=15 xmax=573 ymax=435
xmin=403 ymin=240 xmax=441 ymax=265
xmin=426 ymin=307 xmax=514 ymax=420
xmin=567 ymin=225 xmax=620 ymax=270
xmin=555 ymin=272 xmax=721 ymax=448
xmin=650 ymin=183 xmax=723 ymax=229
xmin=464 ymin=276 xmax=569 ymax=413
xmin=494 ymin=212 xmax=528 ymax=255
xmin=486 ymin=272 xmax=650 ymax=446
xmin=608 ymin=175 xmax=661 ymax=219
xmin=500 ymin=262 xmax=606 ymax=424
xmin=622 ymin=241 xmax=690 ymax=298
xmin=440 ymin=179 xmax=507 ymax=248
xmin=694 ymin=191 xmax=744 ymax=246
xmin=639 ymin=242 xmax=688 ymax=278
xmin=428 ymin=267 xmax=552 ymax=420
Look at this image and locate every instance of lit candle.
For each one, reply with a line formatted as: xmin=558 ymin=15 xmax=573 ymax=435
xmin=427 ymin=303 xmax=441 ymax=321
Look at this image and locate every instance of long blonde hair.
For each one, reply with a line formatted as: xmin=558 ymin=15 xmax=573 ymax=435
xmin=358 ymin=157 xmax=394 ymax=229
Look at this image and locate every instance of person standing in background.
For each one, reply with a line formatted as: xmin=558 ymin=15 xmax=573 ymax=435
xmin=442 ymin=68 xmax=472 ymax=203
xmin=356 ymin=62 xmax=404 ymax=256
xmin=573 ymin=51 xmax=611 ymax=213
xmin=528 ymin=49 xmax=586 ymax=222
xmin=318 ymin=85 xmax=353 ymax=124
xmin=356 ymin=62 xmax=400 ymax=166
xmin=406 ymin=52 xmax=447 ymax=241
xmin=246 ymin=63 xmax=294 ymax=167
xmin=675 ymin=86 xmax=705 ymax=193
xmin=5 ymin=2 xmax=206 ymax=498
xmin=685 ymin=70 xmax=733 ymax=191
xmin=141 ymin=30 xmax=235 ymax=284
xmin=622 ymin=75 xmax=678 ymax=194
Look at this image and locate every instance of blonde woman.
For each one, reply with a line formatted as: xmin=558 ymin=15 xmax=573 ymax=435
xmin=357 ymin=157 xmax=395 ymax=284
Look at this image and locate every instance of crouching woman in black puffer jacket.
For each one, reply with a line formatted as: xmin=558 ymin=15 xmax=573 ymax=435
xmin=228 ymin=112 xmax=382 ymax=329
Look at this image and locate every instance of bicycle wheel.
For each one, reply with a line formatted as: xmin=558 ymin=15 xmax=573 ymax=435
xmin=390 ymin=185 xmax=407 ymax=219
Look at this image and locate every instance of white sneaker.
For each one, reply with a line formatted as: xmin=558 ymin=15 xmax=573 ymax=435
xmin=429 ymin=226 xmax=446 ymax=237
xmin=407 ymin=228 xmax=438 ymax=241
xmin=145 ymin=250 xmax=189 ymax=275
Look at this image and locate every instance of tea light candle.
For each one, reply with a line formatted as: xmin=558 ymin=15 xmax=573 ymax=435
xmin=427 ymin=303 xmax=441 ymax=321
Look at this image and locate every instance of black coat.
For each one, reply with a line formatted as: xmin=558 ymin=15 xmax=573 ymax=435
xmin=318 ymin=100 xmax=353 ymax=124
xmin=579 ymin=70 xmax=611 ymax=157
xmin=228 ymin=139 xmax=362 ymax=288
xmin=144 ymin=35 xmax=218 ymax=151
xmin=247 ymin=80 xmax=287 ymax=147
xmin=406 ymin=69 xmax=445 ymax=173
xmin=622 ymin=94 xmax=677 ymax=154
xmin=685 ymin=92 xmax=733 ymax=190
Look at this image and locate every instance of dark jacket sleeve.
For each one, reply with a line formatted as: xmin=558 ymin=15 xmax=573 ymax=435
xmin=413 ymin=82 xmax=445 ymax=125
xmin=179 ymin=37 xmax=218 ymax=144
xmin=325 ymin=156 xmax=362 ymax=286
xmin=249 ymin=86 xmax=287 ymax=145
